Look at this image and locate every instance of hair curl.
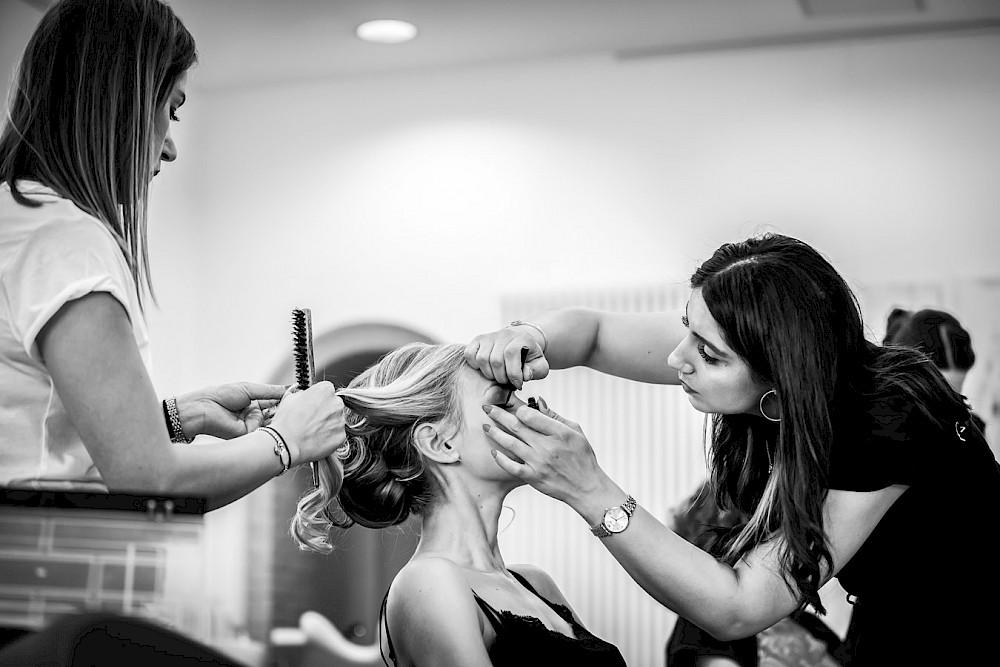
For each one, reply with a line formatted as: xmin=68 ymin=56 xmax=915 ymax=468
xmin=291 ymin=343 xmax=467 ymax=553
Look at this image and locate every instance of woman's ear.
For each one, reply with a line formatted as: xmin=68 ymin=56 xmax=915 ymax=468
xmin=412 ymin=422 xmax=460 ymax=464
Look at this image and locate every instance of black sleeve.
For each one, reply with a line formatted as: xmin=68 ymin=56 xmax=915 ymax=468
xmin=829 ymin=394 xmax=942 ymax=491
xmin=666 ymin=616 xmax=757 ymax=667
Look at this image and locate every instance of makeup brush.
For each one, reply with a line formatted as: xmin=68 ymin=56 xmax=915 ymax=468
xmin=292 ymin=307 xmax=319 ymax=488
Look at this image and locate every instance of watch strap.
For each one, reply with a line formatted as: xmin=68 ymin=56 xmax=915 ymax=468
xmin=589 ymin=494 xmax=636 ymax=538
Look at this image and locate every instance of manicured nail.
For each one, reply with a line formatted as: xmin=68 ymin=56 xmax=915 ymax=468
xmin=523 ymin=366 xmax=533 ymax=382
xmin=490 ymin=449 xmax=498 ymax=458
xmin=482 ymin=405 xmax=493 ymax=414
xmin=482 ymin=424 xmax=491 ymax=433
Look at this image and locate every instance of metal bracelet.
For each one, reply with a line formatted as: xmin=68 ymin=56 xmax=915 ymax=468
xmin=163 ymin=396 xmax=191 ymax=443
xmin=507 ymin=320 xmax=548 ymax=351
xmin=258 ymin=426 xmax=291 ymax=476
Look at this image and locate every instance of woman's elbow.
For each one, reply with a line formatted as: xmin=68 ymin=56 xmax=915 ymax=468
xmin=694 ymin=609 xmax=766 ymax=642
xmin=707 ymin=623 xmax=759 ymax=642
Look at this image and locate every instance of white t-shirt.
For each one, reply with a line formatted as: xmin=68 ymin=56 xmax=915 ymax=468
xmin=0 ymin=180 xmax=152 ymax=489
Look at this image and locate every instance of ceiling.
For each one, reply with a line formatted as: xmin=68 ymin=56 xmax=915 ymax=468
xmin=13 ymin=0 xmax=1000 ymax=91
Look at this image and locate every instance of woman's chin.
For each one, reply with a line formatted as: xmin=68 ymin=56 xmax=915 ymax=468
xmin=685 ymin=395 xmax=710 ymax=413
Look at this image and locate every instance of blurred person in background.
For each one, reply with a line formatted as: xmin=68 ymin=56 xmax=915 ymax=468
xmin=883 ymin=307 xmax=986 ymax=434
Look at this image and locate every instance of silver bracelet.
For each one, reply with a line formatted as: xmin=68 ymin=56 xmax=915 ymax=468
xmin=507 ymin=320 xmax=547 ymax=351
xmin=162 ymin=396 xmax=191 ymax=443
xmin=258 ymin=426 xmax=291 ymax=476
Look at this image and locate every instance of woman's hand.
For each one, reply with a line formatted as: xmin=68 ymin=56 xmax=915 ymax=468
xmin=174 ymin=382 xmax=286 ymax=439
xmin=464 ymin=325 xmax=549 ymax=389
xmin=268 ymin=381 xmax=346 ymax=467
xmin=481 ymin=397 xmax=612 ymax=509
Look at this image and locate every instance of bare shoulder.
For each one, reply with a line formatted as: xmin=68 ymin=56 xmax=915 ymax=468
xmin=389 ymin=556 xmax=470 ymax=607
xmin=385 ymin=556 xmax=492 ymax=666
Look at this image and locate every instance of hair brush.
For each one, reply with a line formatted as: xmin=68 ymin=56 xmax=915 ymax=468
xmin=292 ymin=307 xmax=319 ymax=488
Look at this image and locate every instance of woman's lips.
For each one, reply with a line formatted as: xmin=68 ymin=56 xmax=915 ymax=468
xmin=679 ymin=379 xmax=696 ymax=394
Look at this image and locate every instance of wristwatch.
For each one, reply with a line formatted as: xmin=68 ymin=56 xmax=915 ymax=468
xmin=590 ymin=495 xmax=637 ymax=538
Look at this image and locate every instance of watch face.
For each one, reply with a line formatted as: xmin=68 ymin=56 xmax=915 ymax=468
xmin=603 ymin=507 xmax=629 ymax=533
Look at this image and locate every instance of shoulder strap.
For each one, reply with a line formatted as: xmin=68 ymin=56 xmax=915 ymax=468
xmin=509 ymin=569 xmax=576 ymax=624
xmin=379 ymin=589 xmax=395 ymax=666
xmin=508 ymin=570 xmax=539 ymax=596
xmin=471 ymin=590 xmax=506 ymax=632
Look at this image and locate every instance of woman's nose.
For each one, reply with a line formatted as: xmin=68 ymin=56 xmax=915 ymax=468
xmin=160 ymin=133 xmax=177 ymax=163
xmin=667 ymin=344 xmax=692 ymax=375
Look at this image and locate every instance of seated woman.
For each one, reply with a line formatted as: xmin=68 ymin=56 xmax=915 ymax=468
xmin=290 ymin=342 xmax=626 ymax=667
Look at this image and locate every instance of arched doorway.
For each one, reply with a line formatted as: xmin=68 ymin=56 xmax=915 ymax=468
xmin=246 ymin=323 xmax=436 ymax=648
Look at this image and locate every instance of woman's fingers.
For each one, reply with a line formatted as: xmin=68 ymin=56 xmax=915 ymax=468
xmin=491 ymin=447 xmax=530 ymax=477
xmin=482 ymin=422 xmax=531 ymax=461
xmin=485 ymin=403 xmax=564 ymax=438
xmin=465 ymin=330 xmax=547 ymax=389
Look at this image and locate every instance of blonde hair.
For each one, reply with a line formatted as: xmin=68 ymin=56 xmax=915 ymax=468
xmin=0 ymin=0 xmax=197 ymax=311
xmin=291 ymin=343 xmax=467 ymax=554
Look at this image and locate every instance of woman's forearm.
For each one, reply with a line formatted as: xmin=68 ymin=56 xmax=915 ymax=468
xmin=567 ymin=480 xmax=797 ymax=639
xmin=150 ymin=432 xmax=287 ymax=510
xmin=528 ymin=308 xmax=685 ymax=384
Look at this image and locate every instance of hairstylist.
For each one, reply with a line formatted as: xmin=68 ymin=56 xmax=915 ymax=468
xmin=0 ymin=0 xmax=345 ymax=510
xmin=465 ymin=233 xmax=1000 ymax=665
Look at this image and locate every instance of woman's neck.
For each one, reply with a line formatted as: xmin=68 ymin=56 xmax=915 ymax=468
xmin=413 ymin=481 xmax=511 ymax=573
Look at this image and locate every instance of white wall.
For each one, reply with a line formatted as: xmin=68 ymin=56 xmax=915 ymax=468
xmin=147 ymin=31 xmax=1000 ymax=397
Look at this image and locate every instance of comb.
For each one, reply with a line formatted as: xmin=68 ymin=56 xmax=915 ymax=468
xmin=292 ymin=307 xmax=319 ymax=487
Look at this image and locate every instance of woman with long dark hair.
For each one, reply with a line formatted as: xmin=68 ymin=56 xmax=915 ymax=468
xmin=465 ymin=233 xmax=999 ymax=665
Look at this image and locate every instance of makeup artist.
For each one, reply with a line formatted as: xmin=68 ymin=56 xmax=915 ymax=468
xmin=0 ymin=0 xmax=345 ymax=510
xmin=466 ymin=233 xmax=1000 ymax=666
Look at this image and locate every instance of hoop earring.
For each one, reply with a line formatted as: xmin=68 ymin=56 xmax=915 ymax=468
xmin=759 ymin=389 xmax=781 ymax=423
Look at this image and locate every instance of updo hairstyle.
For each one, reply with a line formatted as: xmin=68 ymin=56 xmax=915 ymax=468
xmin=291 ymin=343 xmax=467 ymax=553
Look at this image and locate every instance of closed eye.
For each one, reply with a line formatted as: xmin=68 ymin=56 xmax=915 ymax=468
xmin=697 ymin=344 xmax=718 ymax=365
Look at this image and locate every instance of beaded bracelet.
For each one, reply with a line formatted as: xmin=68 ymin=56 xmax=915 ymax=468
xmin=162 ymin=396 xmax=192 ymax=443
xmin=258 ymin=426 xmax=291 ymax=476
xmin=507 ymin=320 xmax=547 ymax=351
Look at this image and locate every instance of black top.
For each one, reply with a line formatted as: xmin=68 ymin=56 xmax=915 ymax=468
xmin=380 ymin=569 xmax=626 ymax=666
xmin=830 ymin=392 xmax=999 ymax=665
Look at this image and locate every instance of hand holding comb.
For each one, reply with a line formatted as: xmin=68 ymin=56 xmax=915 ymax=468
xmin=292 ymin=307 xmax=320 ymax=488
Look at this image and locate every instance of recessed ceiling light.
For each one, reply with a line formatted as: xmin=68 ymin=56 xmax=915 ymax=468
xmin=356 ymin=19 xmax=418 ymax=45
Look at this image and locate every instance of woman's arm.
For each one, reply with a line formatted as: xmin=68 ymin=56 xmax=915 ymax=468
xmin=37 ymin=292 xmax=344 ymax=510
xmin=465 ymin=307 xmax=686 ymax=389
xmin=484 ymin=402 xmax=907 ymax=639
xmin=386 ymin=557 xmax=493 ymax=667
